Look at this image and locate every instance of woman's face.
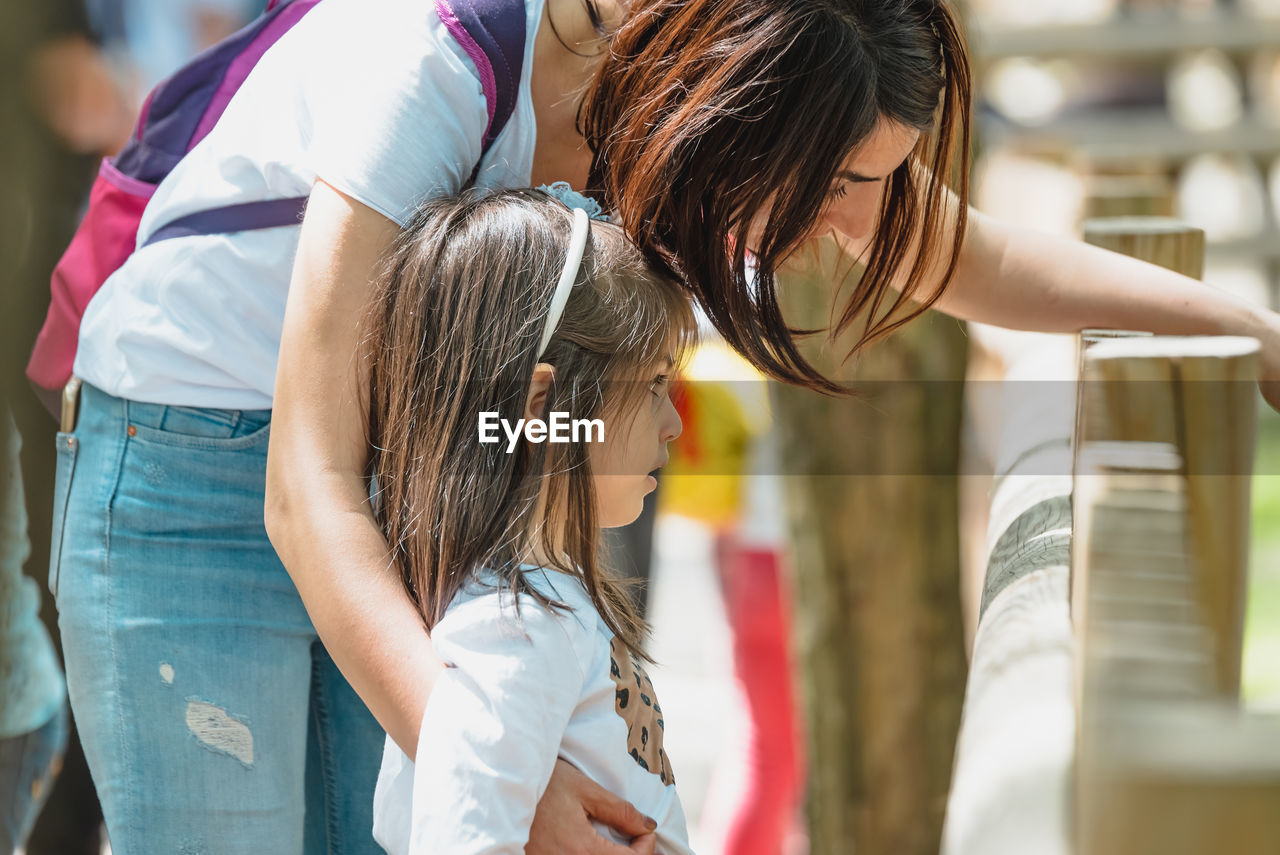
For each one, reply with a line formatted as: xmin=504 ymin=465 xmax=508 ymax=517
xmin=745 ymin=117 xmax=922 ymax=252
xmin=818 ymin=118 xmax=921 ymax=243
xmin=590 ymin=353 xmax=682 ymax=528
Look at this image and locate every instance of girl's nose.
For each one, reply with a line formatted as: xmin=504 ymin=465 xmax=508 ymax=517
xmin=662 ymin=398 xmax=683 ymax=443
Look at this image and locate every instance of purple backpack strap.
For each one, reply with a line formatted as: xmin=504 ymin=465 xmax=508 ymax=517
xmin=145 ymin=0 xmax=527 ymax=248
xmin=120 ymin=0 xmax=323 ymax=186
xmin=436 ymin=0 xmax=527 ymax=151
xmin=145 ymin=197 xmax=310 ymax=245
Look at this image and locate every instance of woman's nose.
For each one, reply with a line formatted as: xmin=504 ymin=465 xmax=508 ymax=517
xmin=825 ymin=184 xmax=883 ymax=242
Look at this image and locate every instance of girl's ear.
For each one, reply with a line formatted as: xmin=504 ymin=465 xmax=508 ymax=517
xmin=524 ymin=363 xmax=556 ymax=421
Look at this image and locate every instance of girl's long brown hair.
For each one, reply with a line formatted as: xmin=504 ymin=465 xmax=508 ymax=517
xmin=582 ymin=0 xmax=971 ymax=393
xmin=361 ymin=189 xmax=695 ymax=656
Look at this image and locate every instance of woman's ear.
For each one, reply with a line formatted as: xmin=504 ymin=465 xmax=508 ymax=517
xmin=524 ymin=363 xmax=556 ymax=421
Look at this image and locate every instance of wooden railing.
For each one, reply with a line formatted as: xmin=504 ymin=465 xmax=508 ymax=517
xmin=943 ymin=218 xmax=1280 ymax=854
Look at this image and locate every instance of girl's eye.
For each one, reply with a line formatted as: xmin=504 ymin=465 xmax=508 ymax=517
xmin=650 ymin=374 xmax=670 ymax=397
xmin=830 ymin=183 xmax=849 ymax=200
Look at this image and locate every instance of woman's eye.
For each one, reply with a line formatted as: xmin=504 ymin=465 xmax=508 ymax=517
xmin=650 ymin=374 xmax=670 ymax=397
xmin=830 ymin=183 xmax=849 ymax=199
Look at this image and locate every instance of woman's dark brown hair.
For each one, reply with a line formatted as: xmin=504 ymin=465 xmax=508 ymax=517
xmin=361 ymin=188 xmax=695 ymax=656
xmin=582 ymin=0 xmax=971 ymax=393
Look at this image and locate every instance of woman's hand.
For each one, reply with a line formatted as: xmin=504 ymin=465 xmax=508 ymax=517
xmin=528 ymin=760 xmax=659 ymax=855
xmin=1251 ymin=309 xmax=1280 ymax=414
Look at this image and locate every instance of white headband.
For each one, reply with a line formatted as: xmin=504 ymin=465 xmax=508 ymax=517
xmin=537 ymin=206 xmax=591 ymax=359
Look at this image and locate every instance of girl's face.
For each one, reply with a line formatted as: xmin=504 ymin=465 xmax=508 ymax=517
xmin=590 ymin=352 xmax=682 ymax=528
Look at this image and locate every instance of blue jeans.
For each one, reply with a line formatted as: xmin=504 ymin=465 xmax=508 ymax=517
xmin=51 ymin=382 xmax=385 ymax=854
xmin=0 ymin=701 xmax=68 ymax=853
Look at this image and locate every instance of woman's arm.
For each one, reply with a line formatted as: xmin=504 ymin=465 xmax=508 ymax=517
xmin=265 ymin=179 xmax=435 ymax=754
xmin=937 ymin=208 xmax=1275 ymax=344
xmin=264 ymin=181 xmax=658 ymax=854
xmin=944 ymin=210 xmax=1280 ymax=409
xmin=831 ymin=185 xmax=1280 ymax=406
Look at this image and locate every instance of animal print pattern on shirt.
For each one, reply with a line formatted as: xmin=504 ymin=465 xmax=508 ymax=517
xmin=608 ymin=637 xmax=674 ymax=786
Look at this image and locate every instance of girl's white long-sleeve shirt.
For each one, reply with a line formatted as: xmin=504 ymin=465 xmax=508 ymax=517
xmin=372 ymin=568 xmax=692 ymax=855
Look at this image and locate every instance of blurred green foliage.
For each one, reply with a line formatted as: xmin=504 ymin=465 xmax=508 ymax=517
xmin=1245 ymin=407 xmax=1280 ymax=705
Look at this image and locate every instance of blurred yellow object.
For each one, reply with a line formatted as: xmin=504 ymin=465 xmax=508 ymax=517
xmin=659 ymin=340 xmax=768 ymax=529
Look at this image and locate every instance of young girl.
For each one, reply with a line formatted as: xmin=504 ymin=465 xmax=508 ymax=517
xmin=363 ymin=187 xmax=698 ymax=854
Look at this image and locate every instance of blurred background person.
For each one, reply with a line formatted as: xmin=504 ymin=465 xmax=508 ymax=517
xmin=83 ymin=0 xmax=265 ymax=107
xmin=2 ymin=2 xmax=129 ymax=852
xmin=0 ymin=404 xmax=68 ymax=855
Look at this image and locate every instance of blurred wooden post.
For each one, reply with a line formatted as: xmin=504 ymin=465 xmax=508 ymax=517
xmin=1071 ymin=445 xmax=1214 ymax=743
xmin=1073 ymin=217 xmax=1270 ymax=851
xmin=1082 ymin=217 xmax=1204 ymax=279
xmin=1081 ymin=704 xmax=1280 ymax=855
xmin=1082 ymin=175 xmax=1175 ymax=220
xmin=1073 ymin=445 xmax=1280 ymax=855
xmin=1076 ymin=217 xmax=1260 ymax=698
xmin=1077 ymin=336 xmax=1259 ymax=695
xmin=1071 ymin=218 xmax=1200 ymax=585
xmin=770 ymin=237 xmax=968 ymax=855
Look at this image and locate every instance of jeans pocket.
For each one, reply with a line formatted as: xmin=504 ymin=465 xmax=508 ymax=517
xmin=127 ymin=404 xmax=272 ymax=451
xmin=49 ymin=433 xmax=79 ymax=600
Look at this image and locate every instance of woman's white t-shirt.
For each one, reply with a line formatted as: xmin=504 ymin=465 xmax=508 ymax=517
xmin=373 ymin=569 xmax=693 ymax=855
xmin=74 ymin=0 xmax=543 ymax=409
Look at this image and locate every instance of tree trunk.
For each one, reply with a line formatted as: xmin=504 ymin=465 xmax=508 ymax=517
xmin=770 ymin=237 xmax=969 ymax=855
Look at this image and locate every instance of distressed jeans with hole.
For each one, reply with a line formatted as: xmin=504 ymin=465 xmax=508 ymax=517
xmin=51 ymin=382 xmax=385 ymax=854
